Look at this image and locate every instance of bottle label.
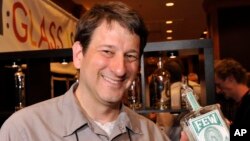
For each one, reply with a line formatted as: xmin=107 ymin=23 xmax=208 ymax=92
xmin=186 ymin=91 xmax=200 ymax=110
xmin=188 ymin=109 xmax=230 ymax=141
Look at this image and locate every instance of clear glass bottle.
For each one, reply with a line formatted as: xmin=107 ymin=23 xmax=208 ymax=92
xmin=149 ymin=57 xmax=171 ymax=110
xmin=180 ymin=76 xmax=194 ymax=109
xmin=127 ymin=73 xmax=142 ymax=110
xmin=180 ymin=90 xmax=230 ymax=141
xmin=14 ymin=67 xmax=26 ymax=111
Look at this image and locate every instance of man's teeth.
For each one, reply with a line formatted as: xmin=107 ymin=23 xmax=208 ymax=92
xmin=103 ymin=76 xmax=122 ymax=84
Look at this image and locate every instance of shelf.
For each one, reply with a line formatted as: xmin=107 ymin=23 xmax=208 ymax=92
xmin=140 ymin=39 xmax=215 ymax=109
xmin=0 ymin=48 xmax=72 ymax=64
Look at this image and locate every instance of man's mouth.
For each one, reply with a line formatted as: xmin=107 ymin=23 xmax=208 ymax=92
xmin=102 ymin=75 xmax=124 ymax=85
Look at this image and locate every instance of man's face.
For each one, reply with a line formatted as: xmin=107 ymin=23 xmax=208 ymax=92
xmin=74 ymin=21 xmax=140 ymax=106
xmin=214 ymin=74 xmax=236 ymax=100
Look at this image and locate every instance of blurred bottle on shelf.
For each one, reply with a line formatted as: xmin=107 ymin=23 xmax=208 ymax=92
xmin=14 ymin=67 xmax=26 ymax=111
xmin=127 ymin=73 xmax=142 ymax=110
xmin=149 ymin=57 xmax=171 ymax=110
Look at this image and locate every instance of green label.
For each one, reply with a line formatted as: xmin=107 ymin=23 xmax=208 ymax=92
xmin=186 ymin=92 xmax=200 ymax=110
xmin=191 ymin=111 xmax=221 ymax=133
xmin=188 ymin=110 xmax=229 ymax=141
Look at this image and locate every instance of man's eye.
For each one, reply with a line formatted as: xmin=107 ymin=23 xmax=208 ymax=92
xmin=102 ymin=50 xmax=114 ymax=56
xmin=126 ymin=54 xmax=138 ymax=62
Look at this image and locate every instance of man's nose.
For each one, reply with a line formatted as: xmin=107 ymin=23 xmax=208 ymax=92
xmin=110 ymin=55 xmax=126 ymax=77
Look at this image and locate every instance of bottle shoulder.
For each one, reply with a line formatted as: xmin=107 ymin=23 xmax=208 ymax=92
xmin=181 ymin=104 xmax=221 ymax=119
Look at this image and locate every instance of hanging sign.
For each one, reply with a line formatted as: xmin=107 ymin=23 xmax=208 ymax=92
xmin=0 ymin=0 xmax=78 ymax=52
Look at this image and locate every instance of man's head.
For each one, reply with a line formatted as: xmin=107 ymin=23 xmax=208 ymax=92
xmin=214 ymin=59 xmax=248 ymax=101
xmin=72 ymin=1 xmax=148 ymax=106
xmin=165 ymin=58 xmax=183 ymax=83
xmin=74 ymin=1 xmax=148 ymax=57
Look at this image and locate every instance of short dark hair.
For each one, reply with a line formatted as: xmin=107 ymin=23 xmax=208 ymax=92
xmin=165 ymin=59 xmax=183 ymax=83
xmin=214 ymin=58 xmax=248 ymax=84
xmin=74 ymin=1 xmax=148 ymax=56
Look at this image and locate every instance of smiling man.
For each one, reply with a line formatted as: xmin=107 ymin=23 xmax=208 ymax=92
xmin=0 ymin=1 xmax=173 ymax=141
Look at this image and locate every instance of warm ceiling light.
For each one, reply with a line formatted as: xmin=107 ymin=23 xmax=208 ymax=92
xmin=166 ymin=2 xmax=174 ymax=7
xmin=166 ymin=30 xmax=173 ymax=33
xmin=166 ymin=36 xmax=172 ymax=40
xmin=203 ymin=31 xmax=208 ymax=34
xmin=166 ymin=20 xmax=173 ymax=24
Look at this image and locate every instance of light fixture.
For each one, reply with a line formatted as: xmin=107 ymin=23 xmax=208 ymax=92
xmin=166 ymin=2 xmax=174 ymax=7
xmin=169 ymin=52 xmax=176 ymax=58
xmin=167 ymin=51 xmax=178 ymax=58
xmin=166 ymin=30 xmax=173 ymax=33
xmin=166 ymin=36 xmax=172 ymax=40
xmin=61 ymin=59 xmax=68 ymax=65
xmin=200 ymin=30 xmax=208 ymax=39
xmin=166 ymin=20 xmax=173 ymax=24
xmin=12 ymin=62 xmax=19 ymax=68
xmin=203 ymin=31 xmax=208 ymax=34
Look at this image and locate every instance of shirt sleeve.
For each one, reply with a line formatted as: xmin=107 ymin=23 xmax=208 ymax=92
xmin=0 ymin=117 xmax=27 ymax=141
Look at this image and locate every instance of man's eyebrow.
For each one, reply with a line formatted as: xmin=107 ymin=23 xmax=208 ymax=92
xmin=99 ymin=44 xmax=115 ymax=48
xmin=126 ymin=48 xmax=139 ymax=53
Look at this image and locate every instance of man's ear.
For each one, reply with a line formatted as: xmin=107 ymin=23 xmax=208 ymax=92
xmin=72 ymin=41 xmax=83 ymax=69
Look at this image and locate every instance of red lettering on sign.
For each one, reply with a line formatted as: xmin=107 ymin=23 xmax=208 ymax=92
xmin=57 ymin=26 xmax=63 ymax=48
xmin=13 ymin=2 xmax=27 ymax=42
xmin=38 ymin=18 xmax=50 ymax=48
xmin=49 ymin=22 xmax=56 ymax=49
xmin=29 ymin=9 xmax=37 ymax=47
xmin=11 ymin=1 xmax=73 ymax=50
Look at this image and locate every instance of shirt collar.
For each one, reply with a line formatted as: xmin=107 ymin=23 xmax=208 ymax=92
xmin=61 ymin=82 xmax=88 ymax=136
xmin=117 ymin=106 xmax=143 ymax=134
xmin=61 ymin=82 xmax=142 ymax=136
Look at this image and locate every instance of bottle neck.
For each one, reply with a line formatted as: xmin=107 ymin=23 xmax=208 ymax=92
xmin=157 ymin=57 xmax=163 ymax=69
xmin=186 ymin=92 xmax=201 ymax=111
xmin=183 ymin=76 xmax=188 ymax=84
